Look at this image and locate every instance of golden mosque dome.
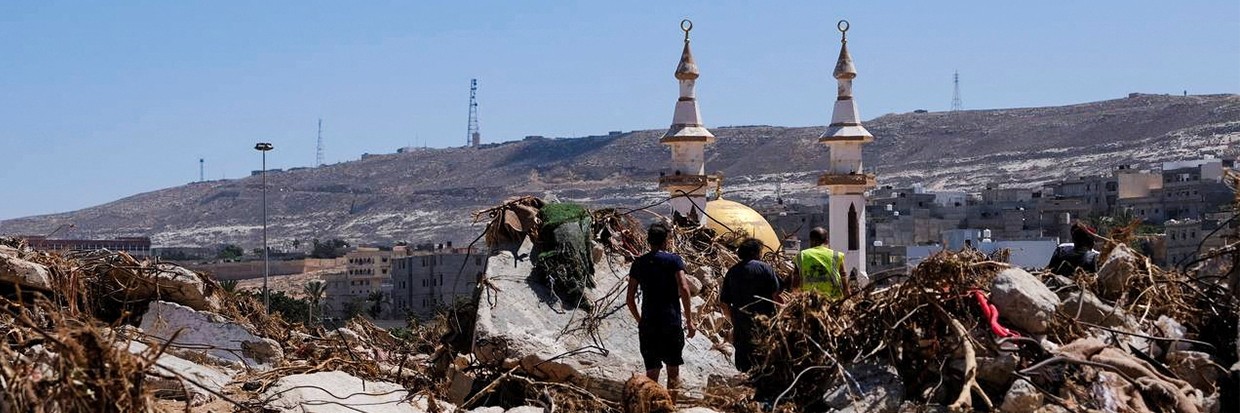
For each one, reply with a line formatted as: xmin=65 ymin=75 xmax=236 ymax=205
xmin=703 ymin=199 xmax=782 ymax=252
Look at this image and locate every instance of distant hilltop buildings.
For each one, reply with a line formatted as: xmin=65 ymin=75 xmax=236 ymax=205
xmin=766 ymin=156 xmax=1237 ymax=271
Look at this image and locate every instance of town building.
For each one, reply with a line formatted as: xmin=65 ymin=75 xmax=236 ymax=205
xmin=323 ymin=246 xmax=411 ymax=319
xmin=390 ymin=250 xmax=486 ymax=320
xmin=21 ymin=236 xmax=152 ymax=258
xmin=818 ymin=21 xmax=878 ymax=278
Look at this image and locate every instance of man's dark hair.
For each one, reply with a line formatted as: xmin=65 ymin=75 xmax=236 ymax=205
xmin=1071 ymin=223 xmax=1096 ymax=250
xmin=809 ymin=227 xmax=828 ymax=245
xmin=647 ymin=222 xmax=671 ymax=249
xmin=737 ymin=238 xmax=764 ymax=261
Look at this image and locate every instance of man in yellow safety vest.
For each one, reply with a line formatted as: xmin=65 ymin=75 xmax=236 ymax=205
xmin=792 ymin=227 xmax=849 ymax=299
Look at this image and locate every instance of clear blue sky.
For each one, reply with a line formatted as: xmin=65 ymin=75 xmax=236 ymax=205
xmin=2 ymin=1 xmax=1237 ymax=219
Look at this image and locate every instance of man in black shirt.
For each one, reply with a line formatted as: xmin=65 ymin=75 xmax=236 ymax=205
xmin=1048 ymin=223 xmax=1100 ymax=277
xmin=626 ymin=222 xmax=696 ymax=392
xmin=720 ymin=238 xmax=781 ymax=374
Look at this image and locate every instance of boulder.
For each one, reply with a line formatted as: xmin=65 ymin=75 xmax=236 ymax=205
xmin=1058 ymin=290 xmax=1138 ymax=330
xmin=989 ymin=268 xmax=1060 ymax=334
xmin=474 ymin=241 xmax=737 ymax=401
xmin=1097 ymin=244 xmax=1139 ymax=299
xmin=1000 ymin=379 xmax=1043 ymax=413
xmin=821 ymin=362 xmax=903 ymax=413
xmin=0 ymin=247 xmax=52 ymax=290
xmin=125 ymin=340 xmax=233 ymax=406
xmin=116 ymin=262 xmax=221 ymax=312
xmin=140 ymin=300 xmax=283 ymax=370
xmin=975 ymin=352 xmax=1020 ymax=389
xmin=261 ymin=371 xmax=454 ymax=413
xmin=684 ymin=274 xmax=703 ymax=297
xmin=677 ymin=408 xmax=724 ymax=413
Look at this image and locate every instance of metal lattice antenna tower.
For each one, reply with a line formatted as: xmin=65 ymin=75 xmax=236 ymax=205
xmin=316 ymin=119 xmax=325 ymax=167
xmin=467 ymin=79 xmax=480 ymax=147
xmin=951 ymin=70 xmax=962 ymax=111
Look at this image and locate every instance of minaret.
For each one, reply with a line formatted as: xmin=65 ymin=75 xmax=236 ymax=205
xmin=819 ymin=20 xmax=877 ymax=280
xmin=659 ymin=19 xmax=718 ymax=226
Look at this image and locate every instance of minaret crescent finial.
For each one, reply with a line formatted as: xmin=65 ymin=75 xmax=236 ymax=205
xmin=681 ymin=19 xmax=693 ymax=42
xmin=837 ymin=20 xmax=849 ymax=42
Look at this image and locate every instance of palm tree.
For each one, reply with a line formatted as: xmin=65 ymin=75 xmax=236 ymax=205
xmin=366 ymin=291 xmax=386 ymax=319
xmin=303 ymin=281 xmax=326 ymax=326
xmin=220 ymin=280 xmax=239 ymax=295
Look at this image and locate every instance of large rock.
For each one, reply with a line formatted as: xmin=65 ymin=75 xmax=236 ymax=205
xmin=1097 ymin=244 xmax=1139 ymax=299
xmin=1058 ymin=290 xmax=1137 ymax=330
xmin=0 ymin=246 xmax=52 ymax=290
xmin=821 ymin=362 xmax=904 ymax=413
xmin=261 ymin=371 xmax=453 ymax=413
xmin=125 ymin=340 xmax=234 ymax=406
xmin=124 ymin=263 xmax=221 ymax=312
xmin=474 ymin=241 xmax=738 ymax=402
xmin=989 ymin=268 xmax=1060 ymax=334
xmin=139 ymin=300 xmax=283 ymax=370
xmin=1000 ymin=379 xmax=1043 ymax=413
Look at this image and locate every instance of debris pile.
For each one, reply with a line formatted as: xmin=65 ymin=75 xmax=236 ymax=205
xmin=1 ymin=193 xmax=1237 ymax=413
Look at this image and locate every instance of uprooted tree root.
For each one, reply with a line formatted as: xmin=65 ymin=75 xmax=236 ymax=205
xmin=0 ymin=296 xmax=162 ymax=413
xmin=747 ymin=251 xmax=1008 ymax=410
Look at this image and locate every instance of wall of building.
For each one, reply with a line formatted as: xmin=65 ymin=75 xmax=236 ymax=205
xmin=391 ymin=252 xmax=487 ymax=320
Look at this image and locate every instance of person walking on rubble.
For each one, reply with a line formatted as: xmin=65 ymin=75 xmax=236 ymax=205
xmin=626 ymin=221 xmax=696 ymax=394
xmin=792 ymin=227 xmax=849 ymax=299
xmin=720 ymin=238 xmax=781 ymax=374
xmin=1048 ymin=222 xmax=1100 ymax=276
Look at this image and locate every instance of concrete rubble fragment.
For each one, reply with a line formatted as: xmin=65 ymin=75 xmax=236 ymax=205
xmin=999 ymin=379 xmax=1043 ymax=413
xmin=1097 ymin=244 xmax=1140 ymax=299
xmin=0 ymin=245 xmax=52 ymax=290
xmin=140 ymin=300 xmax=283 ymax=370
xmin=1057 ymin=289 xmax=1138 ymax=330
xmin=989 ymin=268 xmax=1060 ymax=334
xmin=125 ymin=340 xmax=234 ymax=406
xmin=260 ymin=371 xmax=453 ymax=413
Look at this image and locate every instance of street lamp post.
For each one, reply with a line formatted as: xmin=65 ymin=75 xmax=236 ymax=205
xmin=255 ymin=142 xmax=274 ymax=313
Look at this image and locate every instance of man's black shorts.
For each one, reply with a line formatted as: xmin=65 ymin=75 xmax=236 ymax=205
xmin=638 ymin=323 xmax=685 ymax=371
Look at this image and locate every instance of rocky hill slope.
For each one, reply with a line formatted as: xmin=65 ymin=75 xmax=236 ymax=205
xmin=3 ymin=93 xmax=1237 ymax=248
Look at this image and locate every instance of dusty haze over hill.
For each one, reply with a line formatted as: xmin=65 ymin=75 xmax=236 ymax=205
xmin=3 ymin=93 xmax=1238 ymax=248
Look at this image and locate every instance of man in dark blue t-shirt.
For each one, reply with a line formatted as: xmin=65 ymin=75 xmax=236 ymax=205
xmin=720 ymin=238 xmax=781 ymax=374
xmin=626 ymin=221 xmax=696 ymax=393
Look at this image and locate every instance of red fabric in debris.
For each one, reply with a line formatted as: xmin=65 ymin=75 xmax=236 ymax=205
xmin=971 ymin=289 xmax=1019 ymax=338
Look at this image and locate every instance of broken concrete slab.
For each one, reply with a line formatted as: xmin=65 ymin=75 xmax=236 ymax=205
xmin=139 ymin=300 xmax=283 ymax=370
xmin=125 ymin=340 xmax=234 ymax=406
xmin=821 ymin=362 xmax=904 ymax=413
xmin=0 ymin=247 xmax=52 ymax=290
xmin=990 ymin=268 xmax=1060 ymax=334
xmin=260 ymin=371 xmax=454 ymax=413
xmin=474 ymin=241 xmax=738 ymax=402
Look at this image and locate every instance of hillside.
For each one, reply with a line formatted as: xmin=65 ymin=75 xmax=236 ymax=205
xmin=3 ymin=93 xmax=1238 ymax=248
